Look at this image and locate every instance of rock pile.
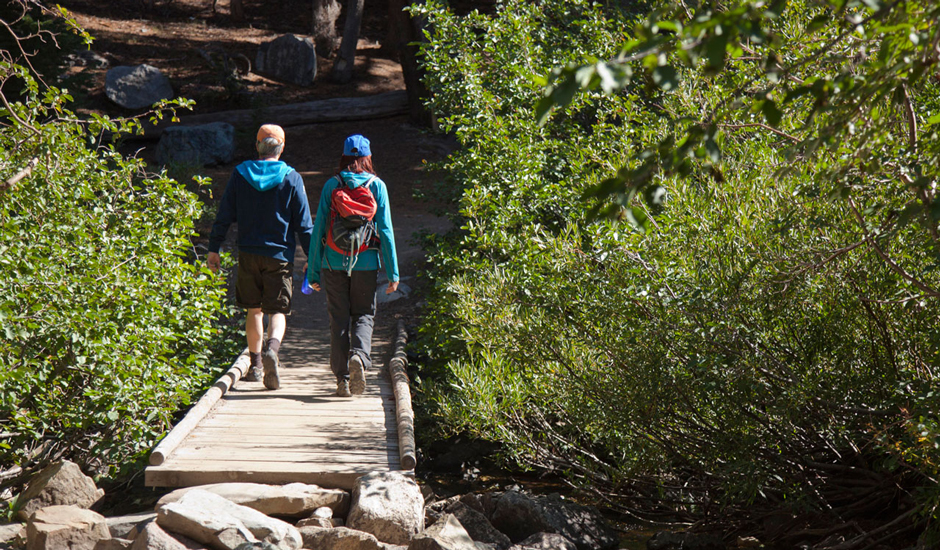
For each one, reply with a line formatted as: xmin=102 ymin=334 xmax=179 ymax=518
xmin=3 ymin=462 xmax=626 ymax=550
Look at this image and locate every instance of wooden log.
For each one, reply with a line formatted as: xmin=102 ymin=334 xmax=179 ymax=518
xmin=149 ymin=349 xmax=250 ymax=466
xmin=134 ymin=91 xmax=409 ymax=140
xmin=388 ymin=320 xmax=417 ymax=470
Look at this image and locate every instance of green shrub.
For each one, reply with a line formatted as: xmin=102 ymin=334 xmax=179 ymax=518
xmin=0 ymin=63 xmax=240 ymax=479
xmin=414 ymin=0 xmax=940 ymax=541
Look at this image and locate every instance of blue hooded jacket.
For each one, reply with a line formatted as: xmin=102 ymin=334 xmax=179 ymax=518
xmin=209 ymin=160 xmax=314 ymax=263
xmin=306 ymin=171 xmax=399 ymax=284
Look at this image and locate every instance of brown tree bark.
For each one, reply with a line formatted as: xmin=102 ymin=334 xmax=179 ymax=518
xmin=312 ymin=0 xmax=341 ymax=56
xmin=230 ymin=0 xmax=245 ymax=21
xmin=330 ymin=0 xmax=365 ymax=83
xmin=389 ymin=0 xmax=434 ymax=127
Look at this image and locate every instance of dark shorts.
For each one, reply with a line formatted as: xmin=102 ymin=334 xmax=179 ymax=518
xmin=235 ymin=251 xmax=293 ymax=314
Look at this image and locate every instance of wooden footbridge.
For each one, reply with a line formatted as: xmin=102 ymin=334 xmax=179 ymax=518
xmin=144 ymin=321 xmax=415 ymax=491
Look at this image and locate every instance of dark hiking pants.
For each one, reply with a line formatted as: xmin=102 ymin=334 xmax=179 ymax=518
xmin=322 ymin=269 xmax=377 ymax=380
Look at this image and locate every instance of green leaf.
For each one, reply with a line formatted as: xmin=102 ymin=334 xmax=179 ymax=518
xmin=652 ymin=65 xmax=678 ymax=91
xmin=760 ymin=99 xmax=783 ymax=126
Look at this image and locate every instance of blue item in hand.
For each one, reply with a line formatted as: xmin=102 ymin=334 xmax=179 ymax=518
xmin=301 ymin=276 xmax=314 ymax=295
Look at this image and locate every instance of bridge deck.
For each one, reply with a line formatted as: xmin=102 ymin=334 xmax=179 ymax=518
xmin=145 ymin=275 xmax=404 ymax=490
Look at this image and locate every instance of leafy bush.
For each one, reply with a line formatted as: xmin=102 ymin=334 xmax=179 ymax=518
xmin=414 ymin=0 xmax=939 ymax=544
xmin=0 ymin=60 xmax=240 ymax=480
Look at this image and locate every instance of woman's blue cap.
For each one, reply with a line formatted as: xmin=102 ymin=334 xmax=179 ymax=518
xmin=343 ymin=134 xmax=371 ymax=157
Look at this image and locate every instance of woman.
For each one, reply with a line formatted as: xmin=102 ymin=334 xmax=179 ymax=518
xmin=306 ymin=134 xmax=399 ymax=397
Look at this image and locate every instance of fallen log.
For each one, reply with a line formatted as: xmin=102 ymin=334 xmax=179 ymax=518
xmin=130 ymin=90 xmax=409 ymax=140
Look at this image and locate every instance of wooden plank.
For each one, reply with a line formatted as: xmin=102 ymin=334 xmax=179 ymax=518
xmin=181 ymin=437 xmax=397 ymax=450
xmin=155 ymin=458 xmax=401 ymax=470
xmin=171 ymin=447 xmax=396 ymax=462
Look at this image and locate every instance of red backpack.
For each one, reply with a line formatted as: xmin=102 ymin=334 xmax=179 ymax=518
xmin=326 ymin=173 xmax=378 ymax=266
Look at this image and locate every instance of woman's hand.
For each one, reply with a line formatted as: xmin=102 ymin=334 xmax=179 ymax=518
xmin=386 ymin=280 xmax=399 ymax=294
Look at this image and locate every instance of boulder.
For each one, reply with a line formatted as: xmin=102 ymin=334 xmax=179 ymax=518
xmin=347 ymin=472 xmax=423 ymax=545
xmin=156 ymin=483 xmax=349 ymax=519
xmin=130 ymin=521 xmax=206 ymax=550
xmin=26 ymin=505 xmax=110 ymax=550
xmin=442 ymin=502 xmax=509 ymax=550
xmin=96 ymin=538 xmax=133 ymax=550
xmin=488 ymin=491 xmax=618 ymax=550
xmin=0 ymin=522 xmax=25 ymax=548
xmin=105 ymin=65 xmax=174 ymax=110
xmin=155 ymin=123 xmax=235 ymax=167
xmin=457 ymin=494 xmax=497 ymax=519
xmin=408 ymin=515 xmax=476 ymax=550
xmin=17 ymin=461 xmax=105 ymax=520
xmin=255 ymin=34 xmax=317 ymax=86
xmin=156 ymin=489 xmax=301 ymax=550
xmin=106 ymin=512 xmax=157 ymax=539
xmin=297 ymin=526 xmax=404 ymax=550
xmin=509 ymin=533 xmax=575 ymax=550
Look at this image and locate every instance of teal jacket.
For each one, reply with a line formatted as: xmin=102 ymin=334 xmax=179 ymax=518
xmin=306 ymin=171 xmax=399 ymax=284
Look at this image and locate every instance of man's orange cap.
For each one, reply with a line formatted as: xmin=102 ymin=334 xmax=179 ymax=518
xmin=257 ymin=124 xmax=285 ymax=144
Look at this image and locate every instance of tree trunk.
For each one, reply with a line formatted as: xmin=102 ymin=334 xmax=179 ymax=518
xmin=389 ymin=0 xmax=434 ymax=127
xmin=331 ymin=0 xmax=365 ymax=83
xmin=312 ymin=0 xmax=341 ymax=57
xmin=230 ymin=0 xmax=244 ymax=21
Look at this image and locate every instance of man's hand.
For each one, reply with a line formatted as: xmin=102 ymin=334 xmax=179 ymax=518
xmin=207 ymin=251 xmax=221 ymax=273
xmin=386 ymin=280 xmax=399 ymax=295
xmin=310 ymin=282 xmax=321 ymax=292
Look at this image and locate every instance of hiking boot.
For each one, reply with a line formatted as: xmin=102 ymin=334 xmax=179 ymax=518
xmin=244 ymin=364 xmax=263 ymax=382
xmin=336 ymin=378 xmax=351 ymax=397
xmin=348 ymin=354 xmax=365 ymax=395
xmin=262 ymin=348 xmax=280 ymax=390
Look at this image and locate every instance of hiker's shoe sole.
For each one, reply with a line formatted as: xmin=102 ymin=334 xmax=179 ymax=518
xmin=348 ymin=355 xmax=365 ymax=395
xmin=336 ymin=379 xmax=351 ymax=397
xmin=262 ymin=348 xmax=280 ymax=390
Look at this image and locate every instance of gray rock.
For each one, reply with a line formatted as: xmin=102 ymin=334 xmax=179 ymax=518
xmin=347 ymin=472 xmax=424 ymax=545
xmin=297 ymin=526 xmax=403 ymax=550
xmin=156 ymin=489 xmax=301 ymax=550
xmin=509 ymin=533 xmax=575 ymax=550
xmin=67 ymin=50 xmax=110 ymax=68
xmin=106 ymin=512 xmax=157 ymax=539
xmin=0 ymin=522 xmax=25 ymax=545
xmin=156 ymin=123 xmax=235 ymax=167
xmin=96 ymin=538 xmax=133 ymax=550
xmin=255 ymin=34 xmax=317 ymax=86
xmin=488 ymin=491 xmax=618 ymax=550
xmin=408 ymin=515 xmax=476 ymax=550
xmin=313 ymin=507 xmax=333 ymax=519
xmin=156 ymin=483 xmax=349 ymax=519
xmin=17 ymin=461 xmax=105 ymax=520
xmin=443 ymin=502 xmax=509 ymax=550
xmin=130 ymin=521 xmax=207 ymax=550
xmin=105 ymin=65 xmax=174 ymax=109
xmin=26 ymin=505 xmax=111 ymax=550
xmin=294 ymin=517 xmax=331 ymax=529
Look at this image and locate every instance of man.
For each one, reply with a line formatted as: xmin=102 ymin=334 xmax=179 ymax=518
xmin=207 ymin=124 xmax=313 ymax=390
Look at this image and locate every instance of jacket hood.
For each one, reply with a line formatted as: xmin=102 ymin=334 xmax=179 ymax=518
xmin=237 ymin=160 xmax=294 ymax=191
xmin=337 ymin=171 xmax=376 ymax=189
